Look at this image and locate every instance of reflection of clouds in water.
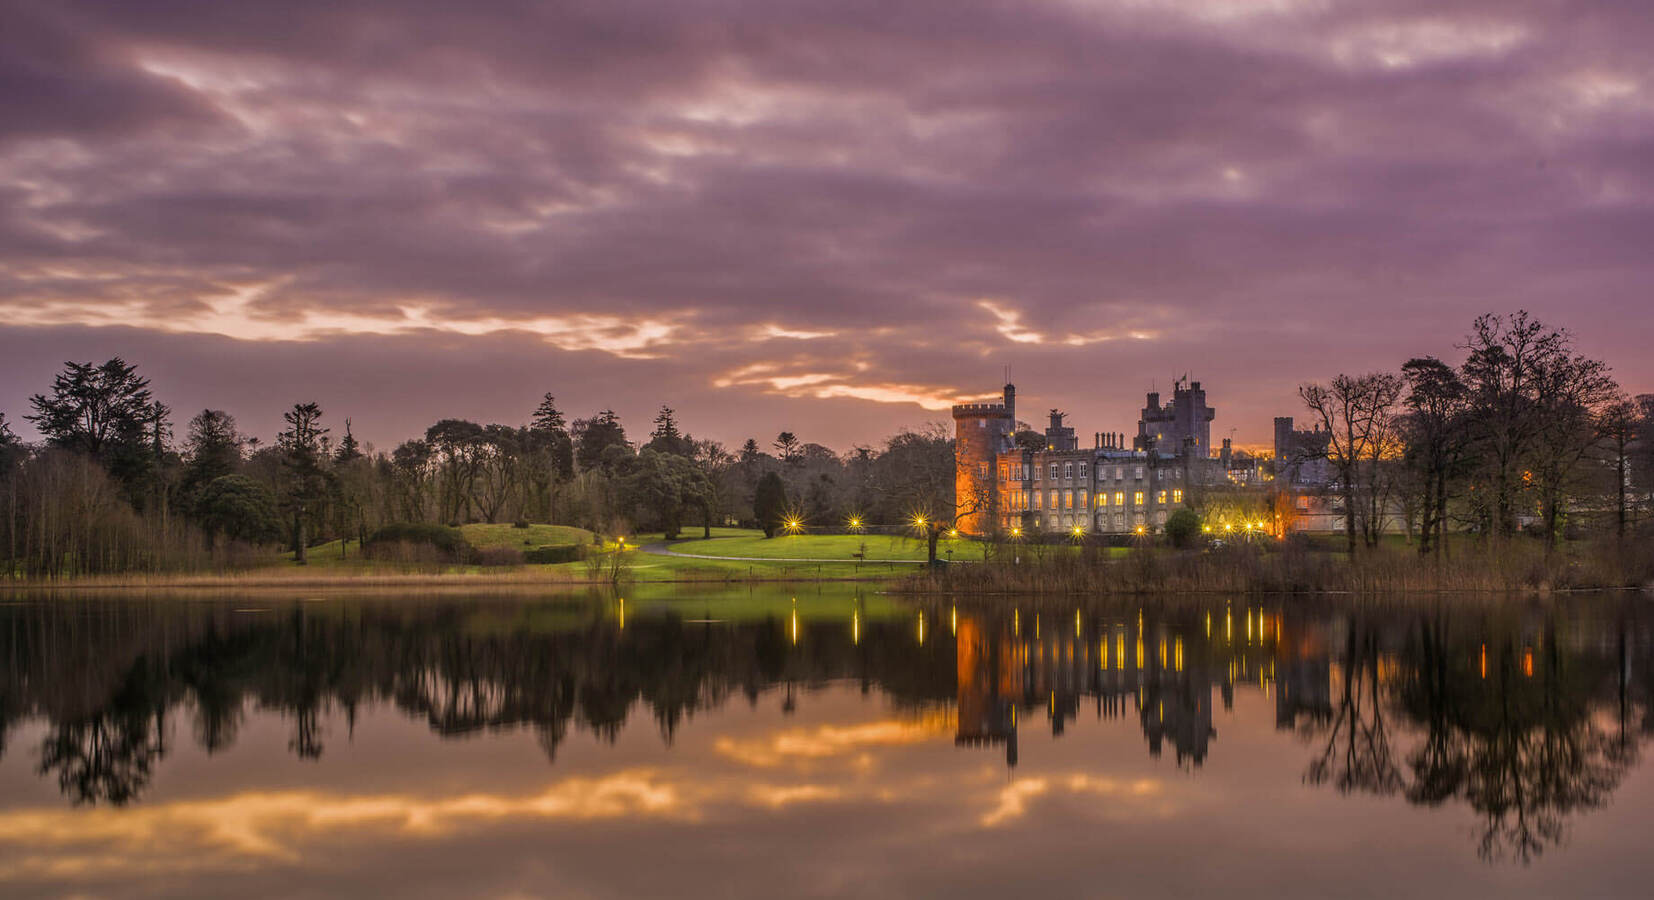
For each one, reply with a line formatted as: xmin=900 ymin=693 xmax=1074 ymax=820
xmin=712 ymin=715 xmax=953 ymax=769
xmin=979 ymin=774 xmax=1167 ymax=828
xmin=0 ymin=769 xmax=690 ymax=879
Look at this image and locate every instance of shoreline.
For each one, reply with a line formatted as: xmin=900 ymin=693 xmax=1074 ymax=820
xmin=0 ymin=571 xmax=900 ymax=591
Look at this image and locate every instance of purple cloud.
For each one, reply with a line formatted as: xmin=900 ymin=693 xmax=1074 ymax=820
xmin=1 ymin=0 xmax=1650 ymax=451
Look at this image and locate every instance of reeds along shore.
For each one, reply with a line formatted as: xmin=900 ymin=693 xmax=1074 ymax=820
xmin=904 ymin=537 xmax=1654 ymax=597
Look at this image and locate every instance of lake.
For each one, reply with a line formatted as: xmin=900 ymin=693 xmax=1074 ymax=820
xmin=1 ymin=587 xmax=1651 ymax=898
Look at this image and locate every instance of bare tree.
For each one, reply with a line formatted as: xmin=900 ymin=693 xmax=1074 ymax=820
xmin=1300 ymin=372 xmax=1404 ymax=552
xmin=1400 ymin=358 xmax=1470 ymax=557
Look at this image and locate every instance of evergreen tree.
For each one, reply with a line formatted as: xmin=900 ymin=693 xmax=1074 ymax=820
xmin=753 ymin=471 xmax=789 ymax=538
xmin=529 ymin=394 xmax=575 ymax=481
xmin=277 ymin=402 xmax=331 ymax=564
xmin=27 ymin=358 xmax=170 ymax=504
xmin=334 ymin=418 xmax=363 ymax=462
xmin=181 ymin=409 xmax=244 ymax=498
xmin=573 ymin=410 xmax=629 ymax=471
xmin=773 ymin=431 xmax=800 ymax=463
xmin=645 ymin=406 xmax=693 ymax=457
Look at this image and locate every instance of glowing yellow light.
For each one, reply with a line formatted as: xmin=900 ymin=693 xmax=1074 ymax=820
xmin=1010 ymin=527 xmax=1022 ymax=537
xmin=1072 ymin=526 xmax=1084 ymax=536
xmin=1175 ymin=637 xmax=1184 ymax=673
xmin=912 ymin=515 xmax=928 ymax=528
xmin=917 ymin=612 xmax=926 ymax=646
xmin=791 ymin=609 xmax=799 ymax=645
xmin=1479 ymin=644 xmax=1487 ymax=680
xmin=1134 ymin=525 xmax=1145 ymax=535
xmin=1523 ymin=648 xmax=1534 ymax=678
xmin=848 ymin=517 xmax=862 ymax=529
xmin=852 ymin=609 xmax=860 ymax=644
xmin=1223 ymin=523 xmax=1233 ymax=532
xmin=1075 ymin=609 xmax=1082 ymax=637
xmin=1202 ymin=525 xmax=1212 ymax=533
xmin=618 ymin=597 xmax=625 ymax=631
xmin=949 ymin=529 xmax=959 ymax=538
xmin=1014 ymin=609 xmax=1020 ymax=636
xmin=950 ymin=605 xmax=957 ymax=636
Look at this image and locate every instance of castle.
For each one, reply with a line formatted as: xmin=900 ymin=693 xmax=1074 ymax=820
xmin=953 ymin=377 xmax=1223 ymax=535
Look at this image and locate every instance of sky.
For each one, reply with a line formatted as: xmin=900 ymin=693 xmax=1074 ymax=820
xmin=2 ymin=0 xmax=1651 ymax=454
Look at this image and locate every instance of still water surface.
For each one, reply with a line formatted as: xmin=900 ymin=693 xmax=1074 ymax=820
xmin=2 ymin=587 xmax=1652 ymax=898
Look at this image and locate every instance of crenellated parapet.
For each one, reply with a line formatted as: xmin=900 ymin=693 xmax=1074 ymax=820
xmin=952 ymin=402 xmax=1012 ymax=419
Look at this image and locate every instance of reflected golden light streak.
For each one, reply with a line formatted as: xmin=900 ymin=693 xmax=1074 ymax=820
xmin=713 ymin=717 xmax=952 ymax=768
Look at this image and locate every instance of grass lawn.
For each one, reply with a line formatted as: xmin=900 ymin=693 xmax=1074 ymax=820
xmin=458 ymin=523 xmax=593 ymax=549
xmin=667 ymin=530 xmax=981 ymax=562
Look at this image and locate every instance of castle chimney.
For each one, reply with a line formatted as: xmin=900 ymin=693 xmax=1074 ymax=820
xmin=1002 ymin=383 xmax=1016 ymax=418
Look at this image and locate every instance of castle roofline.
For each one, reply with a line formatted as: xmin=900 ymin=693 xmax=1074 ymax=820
xmin=952 ymin=402 xmax=1012 ymax=418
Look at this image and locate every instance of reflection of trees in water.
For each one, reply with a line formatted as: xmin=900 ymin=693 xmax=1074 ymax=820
xmin=1 ymin=595 xmax=1650 ymax=864
xmin=1303 ymin=626 xmax=1403 ymax=796
xmin=1307 ymin=609 xmax=1646 ymax=864
xmin=0 ymin=601 xmax=956 ymax=805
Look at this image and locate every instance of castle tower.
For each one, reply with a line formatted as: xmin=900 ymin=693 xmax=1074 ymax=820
xmin=952 ymin=384 xmax=1015 ymax=535
xmin=1136 ymin=377 xmax=1216 ymax=458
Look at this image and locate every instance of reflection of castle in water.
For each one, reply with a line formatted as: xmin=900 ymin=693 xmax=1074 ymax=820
xmin=3 ymin=593 xmax=1652 ymax=863
xmin=953 ymin=606 xmax=1309 ymax=768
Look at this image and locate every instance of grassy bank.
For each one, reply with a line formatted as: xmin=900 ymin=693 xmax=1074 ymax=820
xmin=3 ymin=529 xmax=925 ymax=589
xmin=903 ymin=536 xmax=1654 ymax=597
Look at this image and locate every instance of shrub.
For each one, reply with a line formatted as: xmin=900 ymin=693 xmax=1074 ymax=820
xmin=364 ymin=523 xmax=472 ymax=563
xmin=474 ymin=546 xmax=526 ymax=567
xmin=1164 ymin=509 xmax=1202 ymax=548
xmin=513 ymin=519 xmax=531 ymax=529
xmin=524 ymin=545 xmax=585 ymax=564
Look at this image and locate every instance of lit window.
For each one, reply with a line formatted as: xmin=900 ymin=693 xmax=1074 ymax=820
xmin=1064 ymin=490 xmax=1073 ymax=509
xmin=1048 ymin=490 xmax=1057 ymax=509
xmin=1173 ymin=489 xmax=1183 ymax=503
xmin=1114 ymin=491 xmax=1124 ymax=506
xmin=1133 ymin=491 xmax=1145 ymax=506
xmin=1157 ymin=490 xmax=1167 ymax=504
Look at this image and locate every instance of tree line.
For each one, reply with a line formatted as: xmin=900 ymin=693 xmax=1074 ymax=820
xmin=1293 ymin=311 xmax=1654 ymax=554
xmin=0 ymin=361 xmax=956 ymax=575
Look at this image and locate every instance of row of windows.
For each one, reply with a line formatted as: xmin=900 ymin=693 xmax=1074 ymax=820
xmin=1005 ymin=488 xmax=1184 ymax=509
xmin=995 ymin=461 xmax=1185 ymax=483
xmin=999 ymin=509 xmax=1172 ymax=532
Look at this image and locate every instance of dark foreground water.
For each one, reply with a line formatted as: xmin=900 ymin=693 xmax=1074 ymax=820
xmin=2 ymin=587 xmax=1652 ymax=898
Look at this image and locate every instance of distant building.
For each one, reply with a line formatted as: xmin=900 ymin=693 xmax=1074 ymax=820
xmin=1137 ymin=377 xmax=1215 ymax=458
xmin=951 ymin=384 xmax=1018 ymax=535
xmin=955 ymin=379 xmax=1219 ymax=536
